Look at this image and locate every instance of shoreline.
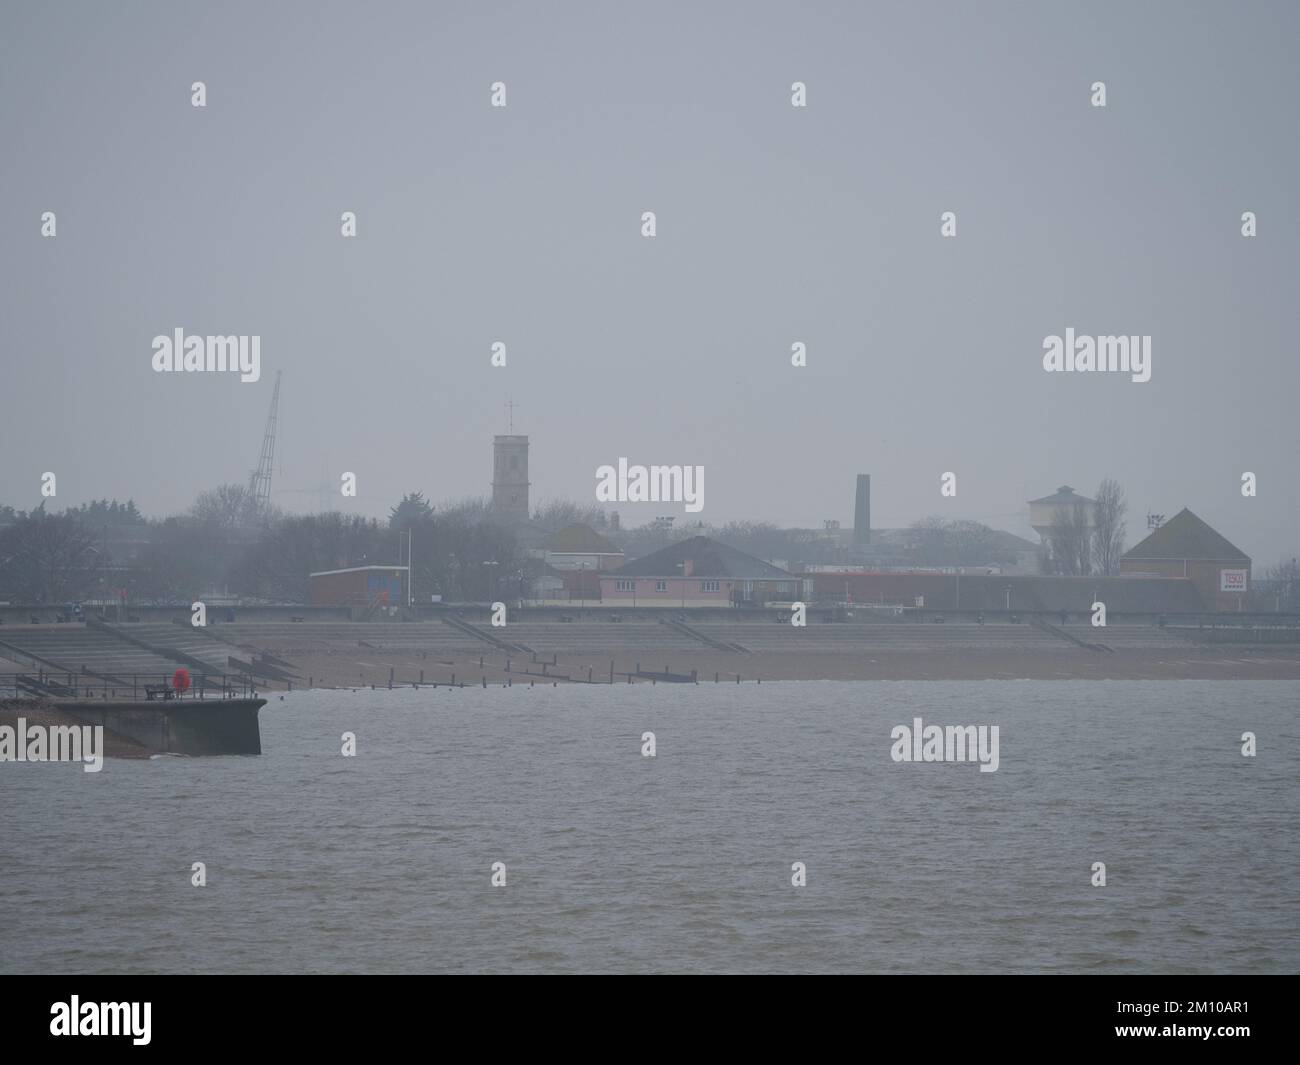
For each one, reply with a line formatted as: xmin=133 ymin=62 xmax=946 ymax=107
xmin=4 ymin=620 xmax=1299 ymax=696
xmin=275 ymin=647 xmax=1300 ymax=688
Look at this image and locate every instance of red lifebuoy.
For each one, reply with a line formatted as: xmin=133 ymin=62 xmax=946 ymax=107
xmin=172 ymin=667 xmax=191 ymax=692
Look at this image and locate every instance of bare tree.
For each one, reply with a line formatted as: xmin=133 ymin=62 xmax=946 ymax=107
xmin=0 ymin=507 xmax=105 ymax=603
xmin=191 ymin=483 xmax=263 ymax=530
xmin=531 ymin=498 xmax=605 ymax=533
xmin=1092 ymin=478 xmax=1127 ymax=575
xmin=1250 ymin=557 xmax=1300 ymax=613
xmin=905 ymin=518 xmax=1015 ymax=567
xmin=1046 ymin=502 xmax=1092 ymax=575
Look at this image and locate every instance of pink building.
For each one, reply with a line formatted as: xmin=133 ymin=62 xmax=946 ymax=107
xmin=598 ymin=536 xmax=799 ymax=608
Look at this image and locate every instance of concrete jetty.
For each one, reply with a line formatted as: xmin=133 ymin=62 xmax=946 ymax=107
xmin=54 ymin=698 xmax=266 ymax=756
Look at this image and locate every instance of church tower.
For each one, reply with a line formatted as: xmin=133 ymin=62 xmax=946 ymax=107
xmin=492 ymin=435 xmax=530 ymax=521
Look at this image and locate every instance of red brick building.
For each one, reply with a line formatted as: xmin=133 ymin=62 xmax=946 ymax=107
xmin=1119 ymin=509 xmax=1250 ymax=613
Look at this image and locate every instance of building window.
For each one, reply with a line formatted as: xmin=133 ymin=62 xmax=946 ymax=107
xmin=655 ymin=580 xmax=668 ymax=592
xmin=701 ymin=580 xmax=720 ymax=592
xmin=616 ymin=579 xmax=635 ymax=592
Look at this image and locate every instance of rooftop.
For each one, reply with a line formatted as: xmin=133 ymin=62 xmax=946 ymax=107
xmin=1122 ymin=508 xmax=1249 ymax=562
xmin=309 ymin=565 xmax=409 ymax=578
xmin=543 ymin=523 xmax=621 ymax=555
xmin=1029 ymin=485 xmax=1094 ymax=505
xmin=616 ymin=536 xmax=794 ymax=580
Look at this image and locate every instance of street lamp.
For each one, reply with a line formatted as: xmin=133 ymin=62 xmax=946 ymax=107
xmin=404 ymin=529 xmax=413 ymax=609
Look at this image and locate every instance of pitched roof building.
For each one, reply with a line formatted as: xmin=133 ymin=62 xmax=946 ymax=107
xmin=542 ymin=524 xmax=624 ymax=571
xmin=599 ymin=536 xmax=801 ymax=607
xmin=1120 ymin=508 xmax=1250 ymax=612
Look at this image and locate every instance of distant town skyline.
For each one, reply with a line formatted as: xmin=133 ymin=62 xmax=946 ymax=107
xmin=2 ymin=2 xmax=1296 ymax=565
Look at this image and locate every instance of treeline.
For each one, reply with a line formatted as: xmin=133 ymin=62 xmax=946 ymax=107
xmin=0 ymin=488 xmax=651 ymax=606
xmin=0 ymin=488 xmax=530 ymax=606
xmin=6 ymin=484 xmax=1296 ymax=612
xmin=1040 ymin=479 xmax=1128 ymax=576
xmin=0 ymin=487 xmax=1029 ymax=605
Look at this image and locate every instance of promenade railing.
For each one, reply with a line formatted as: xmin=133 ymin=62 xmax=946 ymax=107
xmin=0 ymin=672 xmax=257 ymax=701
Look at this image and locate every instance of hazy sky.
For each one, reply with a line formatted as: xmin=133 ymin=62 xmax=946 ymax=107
xmin=2 ymin=1 xmax=1297 ymax=561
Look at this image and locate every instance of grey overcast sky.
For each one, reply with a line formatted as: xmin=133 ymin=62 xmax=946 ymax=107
xmin=2 ymin=1 xmax=1297 ymax=561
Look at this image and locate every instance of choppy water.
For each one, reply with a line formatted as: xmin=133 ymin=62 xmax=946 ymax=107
xmin=2 ymin=680 xmax=1297 ymax=974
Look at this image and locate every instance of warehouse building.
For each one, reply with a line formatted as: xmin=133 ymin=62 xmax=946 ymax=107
xmin=810 ymin=571 xmax=1204 ymax=615
xmin=309 ymin=565 xmax=408 ymax=608
xmin=1119 ymin=508 xmax=1250 ymax=612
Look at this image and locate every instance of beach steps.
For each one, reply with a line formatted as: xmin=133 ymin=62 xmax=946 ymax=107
xmin=206 ymin=621 xmax=487 ymax=657
xmin=442 ymin=615 xmax=533 ymax=654
xmin=0 ymin=624 xmax=185 ymax=680
xmin=1029 ymin=617 xmax=1113 ymax=652
xmin=663 ymin=618 xmax=750 ymax=653
xmin=688 ymin=620 xmax=1058 ymax=653
xmin=502 ymin=620 xmax=702 ymax=655
xmin=91 ymin=620 xmax=232 ymax=672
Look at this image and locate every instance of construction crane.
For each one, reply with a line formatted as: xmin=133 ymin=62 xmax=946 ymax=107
xmin=248 ymin=371 xmax=281 ymax=513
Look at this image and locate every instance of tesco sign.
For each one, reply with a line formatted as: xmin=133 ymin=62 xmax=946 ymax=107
xmin=1220 ymin=569 xmax=1248 ymax=593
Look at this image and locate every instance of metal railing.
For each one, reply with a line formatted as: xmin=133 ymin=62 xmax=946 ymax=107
xmin=0 ymin=672 xmax=257 ymax=701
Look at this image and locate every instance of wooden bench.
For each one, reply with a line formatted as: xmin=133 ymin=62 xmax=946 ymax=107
xmin=144 ymin=685 xmax=176 ymax=701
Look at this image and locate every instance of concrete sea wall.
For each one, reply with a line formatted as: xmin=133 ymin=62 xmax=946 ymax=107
xmin=55 ymin=698 xmax=266 ymax=756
